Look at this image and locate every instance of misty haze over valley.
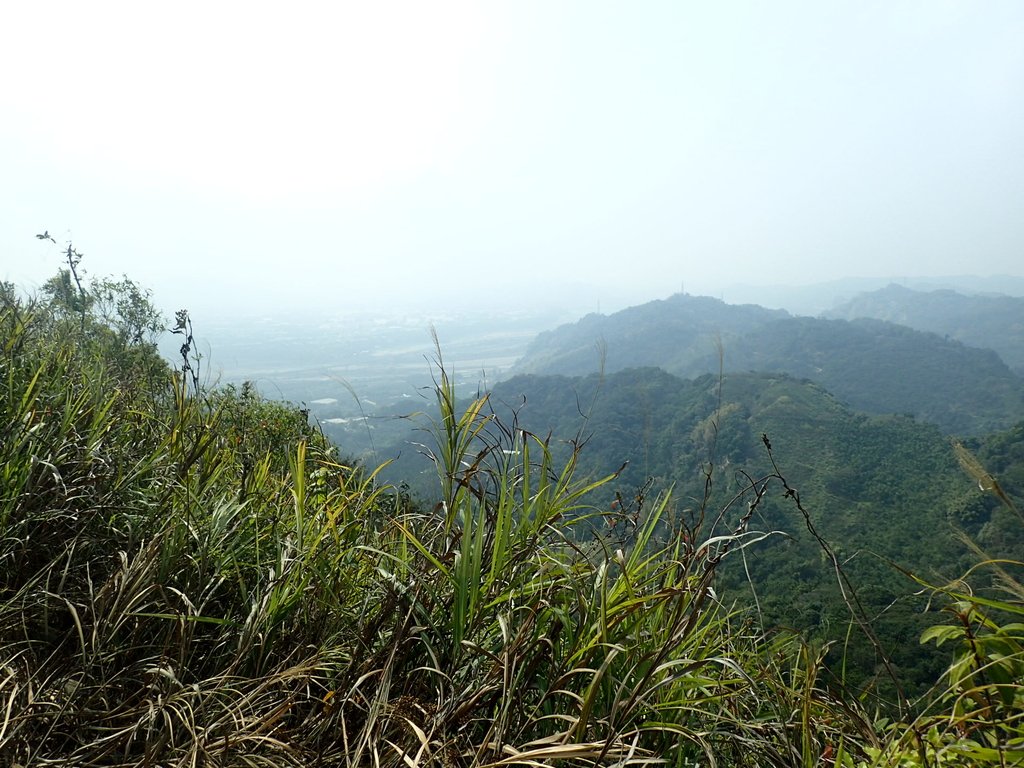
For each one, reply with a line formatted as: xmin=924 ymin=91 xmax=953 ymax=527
xmin=166 ymin=274 xmax=1024 ymax=466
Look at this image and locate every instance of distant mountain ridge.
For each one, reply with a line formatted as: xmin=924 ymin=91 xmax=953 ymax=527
xmin=721 ymin=274 xmax=1024 ymax=316
xmin=514 ymin=293 xmax=788 ymax=377
xmin=824 ymin=283 xmax=1024 ymax=374
xmin=511 ymin=292 xmax=1024 ymax=435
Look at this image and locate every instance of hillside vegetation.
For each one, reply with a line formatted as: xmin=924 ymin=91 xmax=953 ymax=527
xmin=3 ymin=267 xmax=1024 ymax=766
xmin=512 ymin=293 xmax=1024 ymax=435
xmin=482 ymin=368 xmax=1024 ymax=694
xmin=513 ymin=295 xmax=788 ymax=377
xmin=825 ymin=284 xmax=1024 ymax=374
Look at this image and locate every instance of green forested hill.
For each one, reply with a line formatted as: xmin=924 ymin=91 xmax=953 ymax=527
xmin=511 ymin=294 xmax=1024 ymax=435
xmin=514 ymin=293 xmax=788 ymax=376
xmin=711 ymin=317 xmax=1024 ymax=435
xmin=489 ymin=368 xmax=985 ymax=570
xmin=486 ymin=368 xmax=1024 ymax=693
xmin=825 ymin=283 xmax=1024 ymax=374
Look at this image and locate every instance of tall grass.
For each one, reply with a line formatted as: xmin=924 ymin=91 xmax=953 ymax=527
xmin=2 ymin=285 xmax=1022 ymax=766
xmin=858 ymin=452 xmax=1024 ymax=768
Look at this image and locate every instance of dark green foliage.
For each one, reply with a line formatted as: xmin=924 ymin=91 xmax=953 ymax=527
xmin=483 ymin=368 xmax=1024 ymax=697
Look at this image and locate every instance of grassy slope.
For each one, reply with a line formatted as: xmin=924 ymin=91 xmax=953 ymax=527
xmin=3 ymin=283 xmax=1024 ymax=766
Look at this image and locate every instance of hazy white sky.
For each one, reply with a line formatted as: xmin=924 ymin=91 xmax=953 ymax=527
xmin=2 ymin=1 xmax=1022 ymax=318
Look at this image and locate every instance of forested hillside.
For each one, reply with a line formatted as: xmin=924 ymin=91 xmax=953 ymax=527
xmin=512 ymin=293 xmax=1024 ymax=434
xmin=483 ymin=368 xmax=1024 ymax=693
xmin=514 ymin=293 xmax=788 ymax=376
xmin=714 ymin=317 xmax=1024 ymax=435
xmin=826 ymin=284 xmax=1024 ymax=373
